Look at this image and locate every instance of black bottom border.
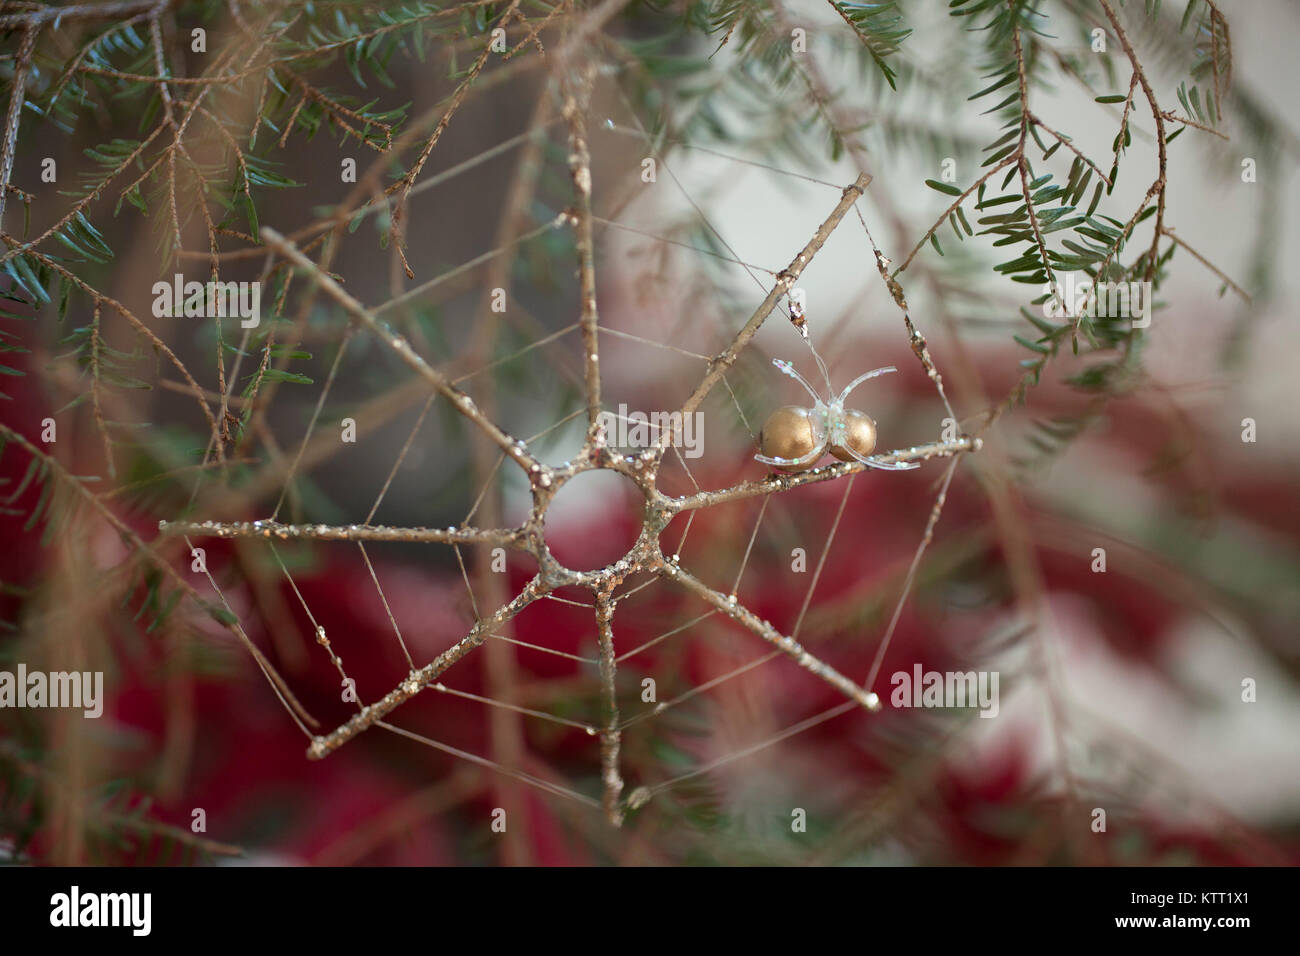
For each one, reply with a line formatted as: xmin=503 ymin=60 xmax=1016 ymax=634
xmin=0 ymin=864 xmax=1284 ymax=943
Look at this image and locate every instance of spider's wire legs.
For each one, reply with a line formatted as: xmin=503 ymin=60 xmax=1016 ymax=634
xmin=804 ymin=331 xmax=836 ymax=395
xmin=754 ymin=442 xmax=828 ymax=470
xmin=840 ymin=442 xmax=922 ymax=471
xmin=838 ymin=365 xmax=898 ymax=404
xmin=771 ymin=358 xmax=823 ymax=405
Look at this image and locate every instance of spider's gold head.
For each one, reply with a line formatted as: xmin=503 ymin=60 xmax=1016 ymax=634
xmin=828 ymin=408 xmax=878 ymax=462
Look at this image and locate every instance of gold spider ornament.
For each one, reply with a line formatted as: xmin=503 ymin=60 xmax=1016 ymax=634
xmin=755 ymin=351 xmax=920 ymax=474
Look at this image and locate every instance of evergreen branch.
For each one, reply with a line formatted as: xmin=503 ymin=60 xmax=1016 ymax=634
xmin=1027 ymin=112 xmax=1113 ymax=187
xmin=13 ymin=243 xmax=223 ymax=445
xmin=0 ymin=127 xmax=164 ymax=269
xmin=894 ymin=155 xmax=1018 ymax=276
xmin=0 ymin=739 xmax=244 ymax=861
xmin=826 ymin=0 xmax=911 ymax=91
xmin=0 ymin=0 xmax=167 ymax=29
xmin=0 ymin=24 xmax=37 ymax=237
xmin=388 ymin=0 xmax=523 ymax=278
xmin=1159 ymin=225 xmax=1251 ymax=304
xmin=0 ymin=421 xmax=319 ymax=732
xmin=1098 ymin=0 xmax=1167 ymax=282
xmin=1010 ymin=5 xmax=1059 ymax=311
xmin=1159 ymin=108 xmax=1229 ymax=140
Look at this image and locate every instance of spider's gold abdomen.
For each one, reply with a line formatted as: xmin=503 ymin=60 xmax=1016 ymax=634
xmin=828 ymin=409 xmax=877 ymax=462
xmin=758 ymin=405 xmax=821 ymax=472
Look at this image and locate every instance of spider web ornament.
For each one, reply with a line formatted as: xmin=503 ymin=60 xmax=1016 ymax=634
xmin=162 ymin=140 xmax=978 ymax=828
